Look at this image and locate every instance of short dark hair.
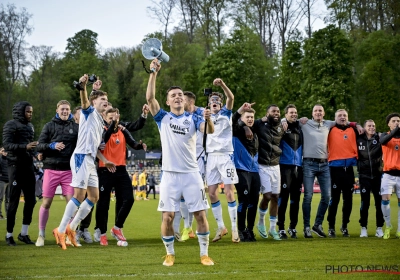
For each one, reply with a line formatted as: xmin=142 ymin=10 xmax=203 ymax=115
xmin=386 ymin=113 xmax=400 ymax=124
xmin=266 ymin=104 xmax=279 ymax=112
xmin=166 ymin=86 xmax=183 ymax=95
xmin=184 ymin=91 xmax=196 ymax=100
xmin=208 ymin=92 xmax=224 ymax=103
xmin=72 ymin=106 xmax=82 ymax=115
xmin=89 ymin=90 xmax=108 ymax=104
xmin=284 ymin=104 xmax=296 ymax=114
xmin=363 ymin=119 xmax=375 ymax=126
xmin=106 ymin=108 xmax=119 ymax=115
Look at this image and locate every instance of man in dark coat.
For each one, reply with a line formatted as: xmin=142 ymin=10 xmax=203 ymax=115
xmin=2 ymin=101 xmax=38 ymax=246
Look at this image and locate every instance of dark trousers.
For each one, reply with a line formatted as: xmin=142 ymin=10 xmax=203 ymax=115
xmin=96 ymin=167 xmax=134 ymax=234
xmin=7 ymin=165 xmax=36 ymax=233
xmin=277 ymin=165 xmax=302 ymax=230
xmin=236 ymin=171 xmax=261 ymax=232
xmin=327 ymin=167 xmax=355 ymax=229
xmin=146 ymin=186 xmax=156 ymax=199
xmin=359 ymin=176 xmax=384 ymax=228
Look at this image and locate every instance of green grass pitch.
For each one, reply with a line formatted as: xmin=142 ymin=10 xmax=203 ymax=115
xmin=0 ymin=194 xmax=398 ymax=279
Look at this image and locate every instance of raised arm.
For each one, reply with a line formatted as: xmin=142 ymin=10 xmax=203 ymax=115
xmin=199 ymin=108 xmax=214 ymax=134
xmin=214 ymin=78 xmax=234 ymax=110
xmin=123 ymin=104 xmax=149 ymax=132
xmin=78 ymin=74 xmax=91 ymax=109
xmin=146 ymin=59 xmax=161 ymax=116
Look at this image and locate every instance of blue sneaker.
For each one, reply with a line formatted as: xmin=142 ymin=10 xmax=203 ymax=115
xmin=268 ymin=229 xmax=281 ymax=241
xmin=257 ymin=224 xmax=268 ymax=239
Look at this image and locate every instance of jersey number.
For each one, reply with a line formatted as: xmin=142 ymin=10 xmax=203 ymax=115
xmin=226 ymin=168 xmax=235 ymax=178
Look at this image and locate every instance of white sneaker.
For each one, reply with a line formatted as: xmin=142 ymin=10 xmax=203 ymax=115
xmin=360 ymin=227 xmax=368 ymax=237
xmin=81 ymin=229 xmax=93 ymax=243
xmin=35 ymin=235 xmax=45 ymax=247
xmin=93 ymin=228 xmax=101 ymax=242
xmin=375 ymin=227 xmax=383 ymax=238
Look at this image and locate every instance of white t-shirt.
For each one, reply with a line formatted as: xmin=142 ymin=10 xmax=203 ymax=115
xmin=154 ymin=109 xmax=204 ymax=172
xmin=73 ymin=106 xmax=103 ymax=158
xmin=206 ymin=105 xmax=233 ymax=154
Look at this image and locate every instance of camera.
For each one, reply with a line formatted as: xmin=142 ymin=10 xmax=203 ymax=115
xmin=204 ymin=88 xmax=212 ymax=96
xmin=73 ymin=74 xmax=97 ymax=91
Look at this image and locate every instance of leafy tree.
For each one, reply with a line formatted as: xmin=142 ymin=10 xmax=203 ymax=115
xmin=199 ymin=26 xmax=276 ymax=116
xmin=352 ymin=31 xmax=400 ymax=131
xmin=301 ymin=25 xmax=353 ymax=119
xmin=0 ymin=3 xmax=33 ymax=129
xmin=61 ymin=29 xmax=103 ymax=106
xmin=271 ymin=40 xmax=305 ymax=115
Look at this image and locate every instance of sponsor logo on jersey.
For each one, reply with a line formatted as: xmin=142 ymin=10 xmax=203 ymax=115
xmin=169 ymin=123 xmax=189 ymax=135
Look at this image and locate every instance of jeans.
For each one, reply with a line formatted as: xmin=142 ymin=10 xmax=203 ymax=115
xmin=302 ymin=159 xmax=331 ymax=228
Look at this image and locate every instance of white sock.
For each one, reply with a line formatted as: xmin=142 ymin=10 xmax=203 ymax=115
xmin=258 ymin=208 xmax=268 ymax=226
xmin=173 ymin=211 xmax=181 ymax=234
xmin=70 ymin=199 xmax=94 ymax=231
xmin=197 ymin=231 xmax=210 ymax=257
xmin=270 ymin=216 xmax=277 ymax=231
xmin=20 ymin=224 xmax=29 ymax=236
xmin=180 ymin=199 xmax=190 ymax=228
xmin=162 ymin=236 xmax=175 ymax=255
xmin=211 ymin=201 xmax=225 ymax=229
xmin=6 ymin=232 xmax=12 ymax=238
xmin=189 ymin=212 xmax=194 ymax=228
xmin=381 ymin=200 xmax=391 ymax=227
xmin=228 ymin=201 xmax=237 ymax=231
xmin=59 ymin=198 xmax=80 ymax=233
xmin=39 ymin=229 xmax=45 ymax=237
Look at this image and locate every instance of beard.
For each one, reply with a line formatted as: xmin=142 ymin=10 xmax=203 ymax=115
xmin=267 ymin=115 xmax=280 ymax=125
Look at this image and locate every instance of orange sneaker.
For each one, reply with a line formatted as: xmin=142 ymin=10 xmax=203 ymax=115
xmin=110 ymin=227 xmax=127 ymax=241
xmin=66 ymin=224 xmax=79 ymax=247
xmin=53 ymin=228 xmax=67 ymax=250
xmin=162 ymin=254 xmax=175 ymax=266
xmin=188 ymin=228 xmax=196 ymax=238
xmin=200 ymin=255 xmax=215 ymax=266
xmin=100 ymin=234 xmax=108 ymax=246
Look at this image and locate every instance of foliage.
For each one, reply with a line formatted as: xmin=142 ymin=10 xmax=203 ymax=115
xmin=199 ymin=26 xmax=276 ymax=114
xmin=301 ymin=25 xmax=354 ymax=119
xmin=352 ymin=31 xmax=400 ymax=131
xmin=271 ymin=40 xmax=304 ymax=115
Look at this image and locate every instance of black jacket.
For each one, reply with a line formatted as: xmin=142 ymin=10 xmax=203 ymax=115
xmin=357 ymin=133 xmax=382 ymax=179
xmin=147 ymin=174 xmax=156 ymax=186
xmin=2 ymin=101 xmax=35 ymax=166
xmin=252 ymin=118 xmax=284 ymax=166
xmin=37 ymin=114 xmax=79 ymax=170
xmin=0 ymin=155 xmax=8 ymax=182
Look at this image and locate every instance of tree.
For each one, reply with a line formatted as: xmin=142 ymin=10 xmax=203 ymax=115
xmin=199 ymin=26 xmax=276 ymax=114
xmin=61 ymin=29 xmax=103 ymax=105
xmin=352 ymin=31 xmax=400 ymax=130
xmin=147 ymin=0 xmax=176 ymax=39
xmin=301 ymin=25 xmax=353 ymax=119
xmin=65 ymin=29 xmax=98 ymax=59
xmin=271 ymin=40 xmax=304 ymax=115
xmin=0 ymin=3 xmax=33 ymax=126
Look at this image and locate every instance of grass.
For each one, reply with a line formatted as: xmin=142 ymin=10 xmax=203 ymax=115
xmin=0 ymin=194 xmax=399 ymax=280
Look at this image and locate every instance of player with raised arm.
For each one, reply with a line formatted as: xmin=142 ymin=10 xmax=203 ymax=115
xmin=146 ymin=59 xmax=215 ymax=266
xmin=52 ymin=75 xmax=116 ymax=250
xmin=206 ymin=79 xmax=240 ymax=243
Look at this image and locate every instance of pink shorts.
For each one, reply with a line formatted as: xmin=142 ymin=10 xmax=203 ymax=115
xmin=42 ymin=169 xmax=74 ymax=198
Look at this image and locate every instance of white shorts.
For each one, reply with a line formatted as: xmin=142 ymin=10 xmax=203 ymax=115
xmin=70 ymin=154 xmax=98 ymax=189
xmin=206 ymin=154 xmax=238 ymax=185
xmin=157 ymin=171 xmax=209 ymax=213
xmin=259 ymin=164 xmax=280 ymax=194
xmin=381 ymin=173 xmax=400 ymax=197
